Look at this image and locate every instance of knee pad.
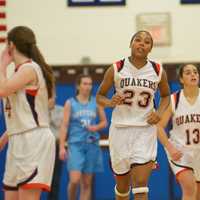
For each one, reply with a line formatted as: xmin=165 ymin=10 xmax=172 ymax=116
xmin=114 ymin=185 xmax=130 ymax=197
xmin=132 ymin=187 xmax=149 ymax=194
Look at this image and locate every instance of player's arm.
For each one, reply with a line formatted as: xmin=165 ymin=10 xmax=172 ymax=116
xmin=87 ymin=105 xmax=107 ymax=132
xmin=0 ymin=46 xmax=37 ymax=97
xmin=0 ymin=66 xmax=37 ymax=97
xmin=59 ymin=100 xmax=71 ymax=160
xmin=157 ymin=124 xmax=182 ymax=161
xmin=48 ymin=96 xmax=55 ymax=110
xmin=157 ymin=70 xmax=171 ymax=117
xmin=156 ymin=104 xmax=172 ymax=146
xmin=96 ymin=66 xmax=114 ymax=107
xmin=51 ymin=105 xmax=64 ymax=129
xmin=0 ymin=131 xmax=8 ymax=151
xmin=147 ymin=70 xmax=170 ymax=124
xmin=96 ymin=66 xmax=124 ymax=108
xmin=157 ymin=105 xmax=182 ymax=161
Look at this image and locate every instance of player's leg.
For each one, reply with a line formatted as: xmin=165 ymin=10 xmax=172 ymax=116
xmin=47 ymin=139 xmax=62 ymax=200
xmin=109 ymin=125 xmax=132 ymax=200
xmin=130 ymin=126 xmax=157 ymax=200
xmin=67 ymin=143 xmax=85 ymax=200
xmin=80 ymin=143 xmax=103 ymax=200
xmin=193 ymin=151 xmax=200 ymax=200
xmin=169 ymin=148 xmax=198 ymax=200
xmin=80 ymin=173 xmax=93 ymax=200
xmin=177 ymin=169 xmax=196 ymax=200
xmin=3 ymin=164 xmax=19 ymax=200
xmin=131 ymin=161 xmax=154 ymax=200
xmin=3 ymin=135 xmax=19 ymax=200
xmin=68 ymin=171 xmax=82 ymax=200
xmin=4 ymin=190 xmax=19 ymax=200
xmin=115 ymin=173 xmax=131 ymax=200
xmin=196 ymin=182 xmax=200 ymax=200
xmin=18 ymin=188 xmax=41 ymax=200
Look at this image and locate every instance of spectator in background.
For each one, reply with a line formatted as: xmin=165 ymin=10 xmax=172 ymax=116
xmin=59 ymin=74 xmax=107 ymax=200
xmin=48 ymin=98 xmax=63 ymax=200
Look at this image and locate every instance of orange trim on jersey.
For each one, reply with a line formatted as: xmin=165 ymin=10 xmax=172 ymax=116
xmin=15 ymin=60 xmax=32 ymax=72
xmin=172 ymin=91 xmax=181 ymax=110
xmin=26 ymin=89 xmax=38 ymax=96
xmin=155 ymin=63 xmax=161 ymax=75
xmin=176 ymin=168 xmax=190 ymax=180
xmin=115 ymin=59 xmax=124 ymax=72
xmin=20 ymin=183 xmax=50 ymax=192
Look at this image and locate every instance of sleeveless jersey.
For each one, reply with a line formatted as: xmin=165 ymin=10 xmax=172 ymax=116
xmin=4 ymin=61 xmax=50 ymax=135
xmin=170 ymin=89 xmax=200 ymax=148
xmin=111 ymin=57 xmax=163 ymax=127
xmin=67 ymin=96 xmax=100 ymax=143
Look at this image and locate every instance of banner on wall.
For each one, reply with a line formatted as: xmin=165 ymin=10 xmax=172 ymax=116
xmin=136 ymin=12 xmax=171 ymax=46
xmin=181 ymin=0 xmax=200 ymax=3
xmin=0 ymin=0 xmax=6 ymax=43
xmin=68 ymin=0 xmax=125 ymax=6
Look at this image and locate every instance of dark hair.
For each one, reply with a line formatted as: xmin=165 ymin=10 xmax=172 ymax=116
xmin=178 ymin=63 xmax=200 ymax=78
xmin=75 ymin=74 xmax=92 ymax=95
xmin=7 ymin=26 xmax=55 ymax=99
xmin=130 ymin=30 xmax=153 ymax=49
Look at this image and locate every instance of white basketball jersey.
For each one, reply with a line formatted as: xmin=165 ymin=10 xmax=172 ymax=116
xmin=111 ymin=57 xmax=162 ymax=127
xmin=170 ymin=89 xmax=200 ymax=149
xmin=4 ymin=61 xmax=50 ymax=135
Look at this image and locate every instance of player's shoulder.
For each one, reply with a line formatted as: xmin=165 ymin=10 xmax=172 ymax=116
xmin=65 ymin=97 xmax=75 ymax=106
xmin=171 ymin=90 xmax=182 ymax=110
xmin=148 ymin=60 xmax=162 ymax=76
xmin=113 ymin=58 xmax=126 ymax=72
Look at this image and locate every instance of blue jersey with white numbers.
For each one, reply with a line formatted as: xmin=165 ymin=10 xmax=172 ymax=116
xmin=67 ymin=96 xmax=100 ymax=143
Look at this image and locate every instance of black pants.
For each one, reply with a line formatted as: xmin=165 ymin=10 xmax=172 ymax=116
xmin=48 ymin=140 xmax=62 ymax=200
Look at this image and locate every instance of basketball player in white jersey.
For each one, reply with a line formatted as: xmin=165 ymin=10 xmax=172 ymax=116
xmin=96 ymin=31 xmax=170 ymax=200
xmin=157 ymin=64 xmax=200 ymax=200
xmin=0 ymin=26 xmax=55 ymax=200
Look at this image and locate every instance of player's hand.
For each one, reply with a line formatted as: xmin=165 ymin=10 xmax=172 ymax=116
xmin=0 ymin=138 xmax=5 ymax=152
xmin=147 ymin=111 xmax=161 ymax=125
xmin=166 ymin=142 xmax=182 ymax=161
xmin=59 ymin=147 xmax=67 ymax=161
xmin=87 ymin=125 xmax=98 ymax=132
xmin=0 ymin=47 xmax=12 ymax=68
xmin=0 ymin=132 xmax=8 ymax=152
xmin=110 ymin=93 xmax=125 ymax=107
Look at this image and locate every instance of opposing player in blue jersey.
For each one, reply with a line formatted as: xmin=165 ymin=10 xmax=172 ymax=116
xmin=59 ymin=74 xmax=107 ymax=200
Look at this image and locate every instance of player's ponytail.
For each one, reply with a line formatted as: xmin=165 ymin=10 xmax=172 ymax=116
xmin=7 ymin=26 xmax=55 ymax=99
xmin=29 ymin=44 xmax=55 ymax=99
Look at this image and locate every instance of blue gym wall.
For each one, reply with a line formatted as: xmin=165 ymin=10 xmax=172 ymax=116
xmin=0 ymin=82 xmax=182 ymax=200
